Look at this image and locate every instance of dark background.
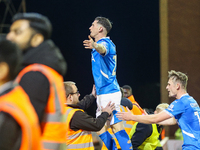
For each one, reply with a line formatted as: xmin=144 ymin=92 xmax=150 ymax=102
xmin=1 ymin=0 xmax=160 ymax=110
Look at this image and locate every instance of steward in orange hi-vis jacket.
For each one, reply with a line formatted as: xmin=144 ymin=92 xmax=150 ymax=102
xmin=16 ymin=64 xmax=67 ymax=150
xmin=0 ymin=84 xmax=43 ymax=150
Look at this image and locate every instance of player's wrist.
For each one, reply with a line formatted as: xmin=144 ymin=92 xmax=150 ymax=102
xmin=92 ymin=42 xmax=98 ymax=49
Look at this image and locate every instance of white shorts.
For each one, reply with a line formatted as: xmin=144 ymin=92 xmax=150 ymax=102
xmin=96 ymin=91 xmax=121 ymax=125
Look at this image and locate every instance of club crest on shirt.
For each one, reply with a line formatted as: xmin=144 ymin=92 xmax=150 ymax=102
xmin=168 ymin=104 xmax=174 ymax=112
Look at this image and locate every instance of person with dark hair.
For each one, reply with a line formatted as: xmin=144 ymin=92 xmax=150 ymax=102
xmin=0 ymin=39 xmax=42 ymax=150
xmin=122 ymin=85 xmax=144 ymax=115
xmin=83 ymin=17 xmax=133 ymax=150
xmin=122 ymin=85 xmax=133 ymax=99
xmin=0 ymin=39 xmax=21 ymax=80
xmin=6 ymin=12 xmax=67 ymax=149
xmin=64 ymin=81 xmax=115 ymax=150
xmin=117 ymin=70 xmax=200 ymax=150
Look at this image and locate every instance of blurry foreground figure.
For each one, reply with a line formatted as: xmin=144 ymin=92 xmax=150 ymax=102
xmin=7 ymin=12 xmax=67 ymax=149
xmin=0 ymin=39 xmax=42 ymax=150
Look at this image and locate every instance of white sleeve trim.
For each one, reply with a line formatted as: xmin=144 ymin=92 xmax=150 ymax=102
xmin=164 ymin=110 xmax=174 ymax=118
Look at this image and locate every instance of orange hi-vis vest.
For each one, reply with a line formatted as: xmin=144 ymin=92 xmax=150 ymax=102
xmin=0 ymin=85 xmax=42 ymax=150
xmin=102 ymin=96 xmax=144 ymax=150
xmin=15 ymin=64 xmax=67 ymax=150
xmin=66 ymin=106 xmax=94 ymax=150
xmin=128 ymin=95 xmax=145 ymax=115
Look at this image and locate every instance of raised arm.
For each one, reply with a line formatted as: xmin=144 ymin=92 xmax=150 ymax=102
xmin=83 ymin=35 xmax=106 ymax=55
xmin=77 ymin=84 xmax=96 ymax=110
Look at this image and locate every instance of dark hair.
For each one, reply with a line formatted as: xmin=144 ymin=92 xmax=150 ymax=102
xmin=12 ymin=13 xmax=52 ymax=40
xmin=0 ymin=38 xmax=22 ymax=80
xmin=95 ymin=16 xmax=112 ymax=34
xmin=122 ymin=85 xmax=132 ymax=94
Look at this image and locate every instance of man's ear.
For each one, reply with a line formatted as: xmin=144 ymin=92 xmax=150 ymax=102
xmin=68 ymin=94 xmax=73 ymax=102
xmin=66 ymin=94 xmax=72 ymax=103
xmin=176 ymin=83 xmax=181 ymax=90
xmin=99 ymin=26 xmax=103 ymax=33
xmin=0 ymin=62 xmax=9 ymax=83
xmin=31 ymin=33 xmax=44 ymax=47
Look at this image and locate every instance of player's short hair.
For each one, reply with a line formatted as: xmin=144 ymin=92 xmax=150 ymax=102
xmin=156 ymin=103 xmax=169 ymax=113
xmin=95 ymin=16 xmax=112 ymax=34
xmin=12 ymin=12 xmax=52 ymax=40
xmin=122 ymin=85 xmax=132 ymax=94
xmin=168 ymin=70 xmax=188 ymax=89
xmin=63 ymin=81 xmax=76 ymax=97
xmin=0 ymin=38 xmax=22 ymax=80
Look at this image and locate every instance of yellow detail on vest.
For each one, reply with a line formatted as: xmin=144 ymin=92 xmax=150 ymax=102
xmin=129 ymin=122 xmax=162 ymax=150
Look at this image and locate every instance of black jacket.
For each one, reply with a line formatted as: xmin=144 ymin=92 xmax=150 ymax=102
xmin=19 ymin=40 xmax=67 ymax=123
xmin=68 ymin=94 xmax=109 ymax=131
xmin=131 ymin=123 xmax=163 ymax=150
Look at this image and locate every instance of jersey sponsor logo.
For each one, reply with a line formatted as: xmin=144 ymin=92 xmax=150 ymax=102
xmin=190 ymin=103 xmax=199 ymax=108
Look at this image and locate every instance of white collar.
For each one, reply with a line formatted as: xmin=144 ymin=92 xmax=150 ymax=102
xmin=179 ymin=93 xmax=189 ymax=99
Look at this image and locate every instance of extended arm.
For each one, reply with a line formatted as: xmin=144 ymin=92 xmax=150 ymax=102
xmin=83 ymin=35 xmax=106 ymax=55
xmin=70 ymin=101 xmax=115 ymax=131
xmin=77 ymin=94 xmax=96 ymax=110
xmin=70 ymin=111 xmax=109 ymax=131
xmin=117 ymin=107 xmax=172 ymax=124
xmin=77 ymin=84 xmax=96 ymax=110
xmin=158 ymin=116 xmax=177 ymax=125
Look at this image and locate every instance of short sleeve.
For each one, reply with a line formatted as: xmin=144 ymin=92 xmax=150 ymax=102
xmin=165 ymin=100 xmax=185 ymax=117
xmin=98 ymin=40 xmax=109 ymax=55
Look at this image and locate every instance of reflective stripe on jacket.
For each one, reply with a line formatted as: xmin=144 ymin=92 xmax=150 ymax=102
xmin=15 ymin=64 xmax=67 ymax=150
xmin=66 ymin=106 xmax=94 ymax=150
xmin=0 ymin=85 xmax=42 ymax=150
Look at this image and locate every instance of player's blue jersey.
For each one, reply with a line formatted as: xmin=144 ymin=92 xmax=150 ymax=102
xmin=165 ymin=94 xmax=200 ymax=150
xmin=91 ymin=37 xmax=120 ymax=95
